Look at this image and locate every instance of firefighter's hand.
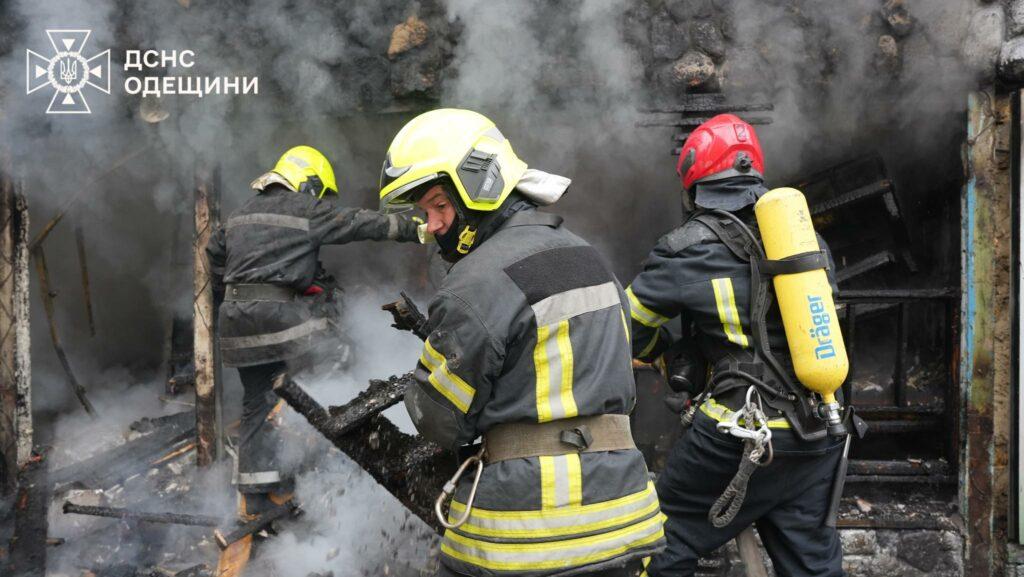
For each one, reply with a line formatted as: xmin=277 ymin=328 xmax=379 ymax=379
xmin=664 ymin=391 xmax=691 ymax=415
xmin=381 ymin=292 xmax=428 ymax=340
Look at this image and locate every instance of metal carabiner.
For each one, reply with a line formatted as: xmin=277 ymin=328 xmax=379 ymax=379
xmin=435 ymin=446 xmax=486 ymax=529
xmin=715 ymin=404 xmax=745 ymax=437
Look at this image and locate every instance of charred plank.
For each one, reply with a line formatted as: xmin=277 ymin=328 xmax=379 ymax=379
xmin=213 ymin=501 xmax=297 ymax=549
xmin=273 ymin=374 xmax=453 ymax=531
xmin=50 ymin=411 xmax=194 ymax=488
xmin=62 ymin=502 xmax=220 ymax=527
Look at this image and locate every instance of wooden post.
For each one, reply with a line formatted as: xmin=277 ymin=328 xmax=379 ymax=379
xmin=962 ymin=90 xmax=1012 ymax=577
xmin=194 ymin=167 xmax=222 ymax=466
xmin=0 ymin=175 xmax=31 ymax=495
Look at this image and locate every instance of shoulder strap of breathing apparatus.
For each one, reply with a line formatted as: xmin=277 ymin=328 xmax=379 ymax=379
xmin=690 ymin=209 xmax=831 ymax=441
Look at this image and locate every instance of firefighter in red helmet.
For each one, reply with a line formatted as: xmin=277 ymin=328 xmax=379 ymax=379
xmin=627 ymin=114 xmax=851 ymax=576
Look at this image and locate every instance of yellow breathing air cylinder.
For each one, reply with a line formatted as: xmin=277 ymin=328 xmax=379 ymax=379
xmin=754 ymin=187 xmax=849 ymax=427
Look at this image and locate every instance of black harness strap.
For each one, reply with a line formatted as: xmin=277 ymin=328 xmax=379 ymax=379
xmin=692 ymin=209 xmax=829 ymax=441
xmin=759 ymin=251 xmax=829 ymax=276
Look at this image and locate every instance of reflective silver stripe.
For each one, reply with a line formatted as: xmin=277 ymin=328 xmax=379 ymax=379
xmin=449 ymin=483 xmax=660 ymax=538
xmin=532 ymin=282 xmax=620 ymax=327
xmin=552 ymin=455 xmax=570 ymax=508
xmin=227 ymin=213 xmax=310 ymax=232
xmin=237 ymin=471 xmax=281 ymax=485
xmin=387 ymin=214 xmax=400 ymax=240
xmin=220 ymin=318 xmax=329 ymax=351
xmin=285 ymin=154 xmax=309 ymax=168
xmin=534 ymin=319 xmax=577 ymax=423
xmin=441 ymin=512 xmax=664 ymax=569
xmin=546 ymin=324 xmax=566 ymax=419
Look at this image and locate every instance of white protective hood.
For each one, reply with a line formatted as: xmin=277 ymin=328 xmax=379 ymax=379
xmin=515 ymin=169 xmax=571 ymax=205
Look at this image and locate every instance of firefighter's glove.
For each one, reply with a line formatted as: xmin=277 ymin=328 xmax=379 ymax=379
xmin=382 ymin=291 xmax=429 ymax=341
xmin=664 ymin=391 xmax=691 ymax=415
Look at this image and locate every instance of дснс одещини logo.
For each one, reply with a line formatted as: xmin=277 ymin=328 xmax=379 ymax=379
xmin=26 ymin=30 xmax=110 ymax=114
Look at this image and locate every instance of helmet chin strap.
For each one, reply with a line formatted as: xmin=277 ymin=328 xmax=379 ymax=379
xmin=435 ymin=188 xmax=479 ymax=262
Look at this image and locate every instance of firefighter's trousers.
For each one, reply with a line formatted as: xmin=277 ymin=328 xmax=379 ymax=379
xmin=647 ymin=411 xmax=844 ymax=577
xmin=236 ymin=360 xmax=292 ymax=496
xmin=435 ymin=556 xmax=645 ymax=577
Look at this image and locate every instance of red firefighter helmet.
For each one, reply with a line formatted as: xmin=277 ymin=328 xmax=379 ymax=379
xmin=676 ymin=114 xmax=764 ymax=190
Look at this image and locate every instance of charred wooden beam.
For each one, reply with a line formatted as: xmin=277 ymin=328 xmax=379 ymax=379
xmin=10 ymin=457 xmax=49 ymax=577
xmin=836 ymin=288 xmax=957 ymax=303
xmin=0 ymin=180 xmax=31 ymax=495
xmin=834 ymin=251 xmax=896 ymax=284
xmin=836 ymin=516 xmax=957 ymax=531
xmin=847 ymin=459 xmax=950 ymax=476
xmin=193 ymin=168 xmax=222 ymax=466
xmin=62 ymin=501 xmax=220 ymax=527
xmin=328 ymin=373 xmax=412 ymax=435
xmin=214 ymin=501 xmax=297 ymax=549
xmin=50 ymin=411 xmax=195 ymax=487
xmin=74 ymin=224 xmax=96 ymax=337
xmin=272 ymin=374 xmax=453 ymax=531
xmin=32 ymin=245 xmax=94 ymax=416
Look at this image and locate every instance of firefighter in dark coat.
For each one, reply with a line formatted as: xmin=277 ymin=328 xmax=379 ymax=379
xmin=626 ymin=116 xmax=850 ymax=577
xmin=206 ymin=145 xmax=420 ymax=519
xmin=379 ymin=109 xmax=665 ymax=577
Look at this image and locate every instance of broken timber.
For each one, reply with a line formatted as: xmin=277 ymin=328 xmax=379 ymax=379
xmin=74 ymin=224 xmax=96 ymax=337
xmin=0 ymin=179 xmax=31 ymax=494
xmin=32 ymin=246 xmax=95 ymax=416
xmin=272 ymin=374 xmax=453 ymax=531
xmin=214 ymin=501 xmax=298 ymax=549
xmin=49 ymin=411 xmax=195 ymax=488
xmin=62 ymin=502 xmax=220 ymax=528
xmin=193 ymin=168 xmax=222 ymax=466
xmin=10 ymin=457 xmax=50 ymax=577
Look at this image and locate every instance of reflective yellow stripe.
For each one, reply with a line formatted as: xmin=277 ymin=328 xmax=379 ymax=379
xmin=539 ymin=454 xmax=580 ymax=509
xmin=637 ymin=329 xmax=661 ymax=359
xmin=619 ymin=308 xmax=631 ymax=345
xmin=567 ymin=454 xmax=583 ymax=507
xmin=535 ymin=320 xmax=577 ymax=423
xmin=451 ymin=482 xmax=658 ymax=520
xmin=421 ymin=339 xmax=475 ymax=413
xmin=540 ymin=456 xmax=557 ymax=509
xmin=441 ymin=513 xmax=665 ymax=571
xmin=450 ymin=496 xmax=660 ymax=540
xmin=626 ymin=286 xmax=670 ymax=328
xmin=556 ymin=321 xmax=578 ymax=419
xmin=711 ymin=278 xmax=749 ymax=347
xmin=535 ymin=325 xmax=553 ymax=422
xmin=699 ymin=398 xmax=790 ymax=429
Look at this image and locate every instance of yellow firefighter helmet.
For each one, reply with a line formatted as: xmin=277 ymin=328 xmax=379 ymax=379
xmin=378 ymin=109 xmax=528 ymax=213
xmin=272 ymin=145 xmax=338 ymax=198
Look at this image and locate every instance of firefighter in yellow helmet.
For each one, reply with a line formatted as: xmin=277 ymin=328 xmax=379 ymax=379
xmin=206 ymin=145 xmax=420 ymax=536
xmin=380 ymin=109 xmax=665 ymax=577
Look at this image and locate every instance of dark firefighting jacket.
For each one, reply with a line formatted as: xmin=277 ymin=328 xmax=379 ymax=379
xmin=206 ymin=184 xmax=418 ymax=367
xmin=406 ymin=208 xmax=665 ymax=577
xmin=626 ymin=210 xmax=838 ymax=430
